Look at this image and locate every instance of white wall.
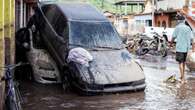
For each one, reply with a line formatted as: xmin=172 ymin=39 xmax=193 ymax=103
xmin=145 ymin=26 xmax=175 ymax=41
xmin=134 ymin=14 xmax=152 ymax=26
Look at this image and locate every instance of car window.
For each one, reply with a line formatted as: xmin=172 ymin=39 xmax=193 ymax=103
xmin=42 ymin=5 xmax=66 ymax=38
xmin=53 ymin=14 xmax=67 ymax=37
xmin=62 ymin=22 xmax=69 ymax=45
xmin=62 ymin=23 xmax=68 ymax=39
xmin=70 ymin=21 xmax=122 ymax=49
xmin=42 ymin=5 xmax=56 ymax=24
xmin=42 ymin=5 xmax=49 ymax=14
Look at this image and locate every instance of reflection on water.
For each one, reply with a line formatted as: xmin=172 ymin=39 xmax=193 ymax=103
xmin=20 ymin=55 xmax=195 ymax=110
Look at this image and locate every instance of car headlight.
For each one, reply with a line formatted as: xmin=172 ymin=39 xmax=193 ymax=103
xmin=76 ymin=61 xmax=100 ymax=84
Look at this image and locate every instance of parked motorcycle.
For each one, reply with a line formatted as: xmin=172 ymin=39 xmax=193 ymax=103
xmin=126 ymin=33 xmax=146 ymax=53
xmin=136 ymin=32 xmax=168 ymax=57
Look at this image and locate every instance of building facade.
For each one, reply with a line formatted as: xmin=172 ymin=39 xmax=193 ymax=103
xmin=134 ymin=0 xmax=152 ymax=27
xmin=154 ymin=0 xmax=189 ymax=28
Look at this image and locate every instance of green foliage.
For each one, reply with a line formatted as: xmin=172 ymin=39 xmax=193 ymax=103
xmin=87 ymin=0 xmax=117 ymax=12
xmin=55 ymin=0 xmax=142 ymax=14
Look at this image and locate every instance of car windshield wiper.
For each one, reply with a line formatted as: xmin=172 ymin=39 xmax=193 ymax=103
xmin=69 ymin=44 xmax=123 ymax=50
xmin=69 ymin=44 xmax=99 ymax=51
xmin=94 ymin=46 xmax=123 ymax=50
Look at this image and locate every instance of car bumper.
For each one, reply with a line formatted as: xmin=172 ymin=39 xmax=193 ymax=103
xmin=72 ymin=79 xmax=146 ymax=95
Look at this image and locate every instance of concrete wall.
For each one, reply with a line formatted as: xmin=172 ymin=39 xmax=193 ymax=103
xmin=110 ymin=14 xmax=146 ymax=37
xmin=114 ymin=15 xmax=135 ymax=37
xmin=134 ymin=14 xmax=152 ymax=27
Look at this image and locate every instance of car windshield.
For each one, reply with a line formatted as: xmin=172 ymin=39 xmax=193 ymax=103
xmin=69 ymin=21 xmax=123 ymax=49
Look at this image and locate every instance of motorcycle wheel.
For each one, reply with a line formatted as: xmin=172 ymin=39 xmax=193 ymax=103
xmin=160 ymin=46 xmax=167 ymax=57
xmin=136 ymin=48 xmax=149 ymax=56
xmin=149 ymin=41 xmax=158 ymax=50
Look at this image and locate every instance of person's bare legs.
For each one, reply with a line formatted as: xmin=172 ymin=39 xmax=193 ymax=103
xmin=183 ymin=62 xmax=187 ymax=83
xmin=179 ymin=62 xmax=185 ymax=83
xmin=183 ymin=63 xmax=185 ymax=76
xmin=179 ymin=63 xmax=184 ymax=80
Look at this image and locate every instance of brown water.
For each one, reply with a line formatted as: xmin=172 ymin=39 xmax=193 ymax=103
xmin=20 ymin=55 xmax=195 ymax=110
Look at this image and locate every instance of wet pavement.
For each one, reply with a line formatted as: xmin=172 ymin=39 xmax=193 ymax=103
xmin=20 ymin=54 xmax=195 ymax=110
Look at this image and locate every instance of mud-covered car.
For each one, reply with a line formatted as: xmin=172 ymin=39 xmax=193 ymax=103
xmin=16 ymin=28 xmax=61 ymax=84
xmin=30 ymin=2 xmax=146 ymax=94
xmin=27 ymin=28 xmax=61 ymax=84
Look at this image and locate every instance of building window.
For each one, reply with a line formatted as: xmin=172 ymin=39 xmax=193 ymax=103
xmin=162 ymin=21 xmax=166 ymax=28
xmin=123 ymin=19 xmax=128 ymax=29
xmin=146 ymin=20 xmax=152 ymax=26
xmin=136 ymin=20 xmax=141 ymax=25
xmin=157 ymin=21 xmax=161 ymax=27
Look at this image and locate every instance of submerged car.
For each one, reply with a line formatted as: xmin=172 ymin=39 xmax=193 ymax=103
xmin=30 ymin=2 xmax=146 ymax=94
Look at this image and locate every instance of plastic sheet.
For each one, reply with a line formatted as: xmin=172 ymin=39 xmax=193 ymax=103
xmin=67 ymin=47 xmax=93 ymax=67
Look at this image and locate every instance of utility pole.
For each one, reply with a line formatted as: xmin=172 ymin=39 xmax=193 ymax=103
xmin=20 ymin=0 xmax=23 ymax=28
xmin=152 ymin=0 xmax=155 ymax=27
xmin=125 ymin=2 xmax=127 ymax=15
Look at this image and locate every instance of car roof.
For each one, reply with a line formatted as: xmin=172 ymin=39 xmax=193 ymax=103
xmin=41 ymin=2 xmax=109 ymax=22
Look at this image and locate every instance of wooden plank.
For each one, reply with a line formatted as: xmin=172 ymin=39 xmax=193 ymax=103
xmin=4 ymin=0 xmax=11 ymax=65
xmin=0 ymin=0 xmax=5 ymax=109
xmin=4 ymin=0 xmax=15 ymax=64
xmin=0 ymin=0 xmax=4 ymax=75
xmin=10 ymin=0 xmax=15 ymax=64
xmin=0 ymin=0 xmax=15 ymax=109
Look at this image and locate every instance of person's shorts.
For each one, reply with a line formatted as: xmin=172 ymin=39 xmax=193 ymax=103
xmin=176 ymin=52 xmax=187 ymax=63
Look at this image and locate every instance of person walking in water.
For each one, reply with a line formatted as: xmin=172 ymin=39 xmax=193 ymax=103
xmin=171 ymin=14 xmax=193 ymax=84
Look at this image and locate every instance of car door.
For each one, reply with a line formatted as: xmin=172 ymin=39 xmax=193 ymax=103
xmin=52 ymin=11 xmax=69 ymax=66
xmin=39 ymin=5 xmax=64 ymax=66
xmin=39 ymin=5 xmax=56 ymax=48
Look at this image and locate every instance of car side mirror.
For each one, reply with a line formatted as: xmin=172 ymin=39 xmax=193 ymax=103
xmin=23 ymin=42 xmax=30 ymax=51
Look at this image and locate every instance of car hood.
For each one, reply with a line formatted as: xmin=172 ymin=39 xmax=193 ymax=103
xmin=76 ymin=49 xmax=145 ymax=85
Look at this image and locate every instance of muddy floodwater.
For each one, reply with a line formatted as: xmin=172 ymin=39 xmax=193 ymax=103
xmin=20 ymin=54 xmax=195 ymax=110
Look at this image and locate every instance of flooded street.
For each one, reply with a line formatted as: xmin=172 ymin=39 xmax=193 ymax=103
xmin=20 ymin=54 xmax=195 ymax=110
xmin=0 ymin=0 xmax=194 ymax=110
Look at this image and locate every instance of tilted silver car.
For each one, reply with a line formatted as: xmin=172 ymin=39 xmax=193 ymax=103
xmin=28 ymin=2 xmax=146 ymax=94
